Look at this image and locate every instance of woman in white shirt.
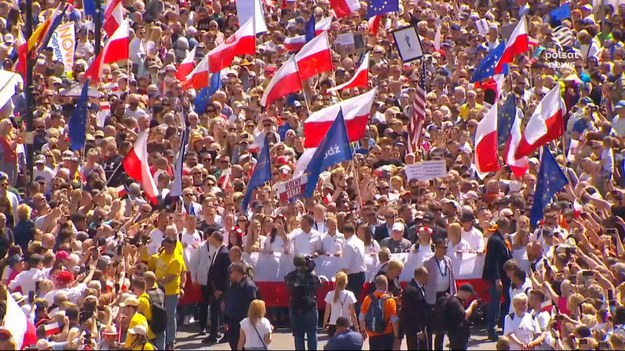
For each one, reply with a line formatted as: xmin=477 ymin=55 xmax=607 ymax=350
xmin=243 ymin=219 xmax=266 ymax=253
xmin=504 ymin=293 xmax=543 ymax=350
xmin=238 ymin=299 xmax=273 ymax=351
xmin=357 ymin=223 xmax=380 ymax=256
xmin=322 ymin=272 xmax=359 ymax=337
xmin=447 ymin=223 xmax=470 ymax=258
xmin=263 ymin=215 xmax=290 ymax=254
xmin=505 ymin=260 xmax=533 ymax=314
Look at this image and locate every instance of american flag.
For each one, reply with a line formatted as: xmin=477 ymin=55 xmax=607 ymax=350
xmin=408 ymin=61 xmax=426 ymax=153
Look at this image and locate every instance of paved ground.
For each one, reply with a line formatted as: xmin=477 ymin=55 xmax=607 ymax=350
xmin=176 ymin=325 xmax=498 ymax=350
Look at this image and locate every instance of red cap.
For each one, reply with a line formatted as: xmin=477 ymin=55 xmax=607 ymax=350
xmin=56 ymin=271 xmax=74 ymax=284
xmin=55 ymin=250 xmax=70 ymax=261
xmin=276 ymin=156 xmax=288 ymax=165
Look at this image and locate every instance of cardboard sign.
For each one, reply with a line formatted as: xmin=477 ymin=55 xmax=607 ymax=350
xmin=276 ymin=174 xmax=308 ymax=202
xmin=405 ymin=160 xmax=447 ymax=181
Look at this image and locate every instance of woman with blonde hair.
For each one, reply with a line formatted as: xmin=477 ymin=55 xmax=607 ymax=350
xmin=0 ymin=119 xmax=19 ymax=186
xmin=447 ymin=222 xmax=470 ymax=258
xmin=243 ymin=219 xmax=266 ymax=253
xmin=323 ymin=271 xmax=358 ymax=337
xmin=238 ymin=299 xmax=273 ymax=350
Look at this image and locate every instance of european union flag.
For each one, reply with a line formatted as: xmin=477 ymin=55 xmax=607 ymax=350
xmin=241 ymin=136 xmax=272 ymax=211
xmin=366 ymin=0 xmax=399 ymax=19
xmin=497 ymin=94 xmax=516 ymax=147
xmin=83 ymin=0 xmax=97 ymax=18
xmin=194 ymin=72 xmax=221 ymax=114
xmin=304 ymin=109 xmax=353 ymax=197
xmin=68 ymin=82 xmax=89 ymax=151
xmin=530 ymin=147 xmax=569 ymax=225
xmin=550 ymin=2 xmax=571 ymax=23
xmin=305 ymin=15 xmax=316 ymax=42
xmin=471 ymin=41 xmax=506 ymax=83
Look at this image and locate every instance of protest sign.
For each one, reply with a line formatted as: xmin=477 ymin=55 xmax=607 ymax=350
xmin=405 ymin=160 xmax=447 ymax=181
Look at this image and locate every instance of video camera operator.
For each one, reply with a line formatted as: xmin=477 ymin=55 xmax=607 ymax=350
xmin=285 ymin=255 xmax=321 ymax=351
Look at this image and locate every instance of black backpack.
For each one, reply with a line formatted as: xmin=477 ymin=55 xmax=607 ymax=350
xmin=146 ymin=290 xmax=167 ymax=334
xmin=288 ymin=272 xmax=317 ymax=313
xmin=365 ymin=293 xmax=391 ymax=333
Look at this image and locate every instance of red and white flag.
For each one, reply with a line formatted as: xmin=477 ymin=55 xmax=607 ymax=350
xmin=3 ymin=293 xmax=37 ymax=349
xmin=303 ymin=88 xmax=377 ymax=148
xmin=315 ymin=17 xmax=332 ymax=35
xmin=181 ymin=54 xmax=209 ymax=90
xmin=330 ymin=0 xmax=360 ymax=18
xmin=84 ymin=20 xmax=129 ymax=82
xmin=208 ymin=18 xmax=256 ymax=73
xmin=295 ymin=31 xmax=332 ymax=81
xmin=504 ymin=108 xmax=528 ymax=177
xmin=474 ymin=104 xmax=500 ymax=173
xmin=261 ymin=57 xmax=302 ymax=107
xmin=122 ymin=131 xmax=159 ymax=204
xmin=515 ymin=85 xmax=566 ymax=159
xmin=368 ymin=15 xmax=381 ymax=36
xmin=327 ymin=52 xmax=369 ymax=92
xmin=476 ymin=74 xmax=506 ymax=102
xmin=176 ymin=45 xmax=197 ymax=81
xmin=284 ymin=17 xmax=333 ymax=52
xmin=98 ymin=101 xmax=110 ymax=127
xmin=408 ymin=66 xmax=427 ymax=153
xmin=43 ymin=322 xmax=61 ymax=337
xmin=103 ymin=1 xmax=123 ymax=37
xmin=103 ymin=0 xmax=122 ymax=19
xmin=495 ymin=16 xmax=529 ymax=73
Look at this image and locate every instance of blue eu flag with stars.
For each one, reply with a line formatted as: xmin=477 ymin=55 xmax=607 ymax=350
xmin=471 ymin=41 xmax=507 ymax=83
xmin=241 ymin=135 xmax=272 ymax=211
xmin=497 ymin=94 xmax=516 ymax=147
xmin=194 ymin=72 xmax=221 ymax=114
xmin=366 ymin=0 xmax=399 ymax=19
xmin=530 ymin=147 xmax=569 ymax=225
xmin=304 ymin=109 xmax=353 ymax=197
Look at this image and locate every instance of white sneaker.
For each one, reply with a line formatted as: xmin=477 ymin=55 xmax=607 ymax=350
xmin=188 ymin=316 xmax=196 ymax=324
xmin=183 ymin=315 xmax=190 ymax=326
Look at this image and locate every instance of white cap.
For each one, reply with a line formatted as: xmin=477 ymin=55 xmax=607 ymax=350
xmin=392 ymin=222 xmax=405 ymax=232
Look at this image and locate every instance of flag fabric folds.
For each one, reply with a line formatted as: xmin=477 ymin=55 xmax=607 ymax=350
xmin=304 ymin=109 xmax=353 ymax=197
xmin=474 ymin=103 xmax=500 ymax=173
xmin=497 ymin=94 xmax=516 ymax=147
xmin=471 ymin=41 xmax=506 ymax=83
xmin=495 ymin=17 xmax=529 ymax=73
xmin=241 ymin=136 xmax=272 ymax=211
xmin=194 ymin=72 xmax=222 ymax=114
xmin=503 ymin=107 xmax=529 ymax=177
xmin=408 ymin=65 xmax=426 ymax=153
xmin=294 ymin=31 xmax=333 ymax=81
xmin=181 ymin=54 xmax=209 ymax=90
xmin=366 ymin=0 xmax=399 ymax=19
xmin=550 ymin=2 xmax=571 ymax=22
xmin=68 ymin=82 xmax=89 ymax=151
xmin=207 ymin=18 xmax=256 ymax=73
xmin=529 ymin=147 xmax=569 ymax=225
xmin=84 ymin=20 xmax=129 ymax=82
xmin=123 ymin=131 xmax=159 ymax=205
xmin=515 ymin=85 xmax=566 ymax=159
xmin=261 ymin=57 xmax=302 ymax=107
xmin=176 ymin=46 xmax=197 ymax=82
xmin=170 ymin=127 xmax=189 ymax=197
xmin=305 ymin=15 xmax=316 ymax=42
xmin=330 ymin=0 xmax=360 ymax=18
xmin=327 ymin=52 xmax=369 ymax=92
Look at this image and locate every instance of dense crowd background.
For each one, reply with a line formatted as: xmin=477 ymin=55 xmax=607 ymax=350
xmin=1 ymin=0 xmax=625 ymax=350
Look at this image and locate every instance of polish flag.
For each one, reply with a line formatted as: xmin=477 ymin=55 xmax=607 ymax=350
xmin=181 ymin=54 xmax=209 ymax=90
xmin=176 ymin=45 xmax=197 ymax=81
xmin=98 ymin=101 xmax=110 ymax=127
xmin=330 ymin=0 xmax=360 ymax=18
xmin=103 ymin=1 xmax=123 ymax=37
xmin=515 ymin=85 xmax=566 ymax=159
xmin=474 ymin=104 xmax=500 ymax=173
xmin=295 ymin=31 xmax=333 ymax=81
xmin=261 ymin=57 xmax=302 ymax=107
xmin=208 ymin=18 xmax=256 ymax=73
xmin=503 ymin=109 xmax=528 ymax=177
xmin=84 ymin=20 xmax=129 ymax=82
xmin=284 ymin=18 xmax=333 ymax=52
xmin=303 ymin=88 xmax=378 ymax=148
xmin=122 ymin=131 xmax=159 ymax=204
xmin=495 ymin=16 xmax=529 ymax=73
xmin=368 ymin=15 xmax=381 ymax=36
xmin=3 ymin=293 xmax=37 ymax=349
xmin=44 ymin=322 xmax=61 ymax=337
xmin=476 ymin=74 xmax=506 ymax=102
xmin=327 ymin=52 xmax=369 ymax=92
xmin=104 ymin=0 xmax=122 ymax=19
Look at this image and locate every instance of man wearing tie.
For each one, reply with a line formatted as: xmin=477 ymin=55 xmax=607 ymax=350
xmin=204 ymin=231 xmax=231 ymax=344
xmin=400 ymin=267 xmax=430 ymax=350
xmin=424 ymin=238 xmax=457 ymax=351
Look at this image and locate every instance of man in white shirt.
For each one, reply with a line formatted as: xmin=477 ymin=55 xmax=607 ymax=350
xmin=312 ymin=204 xmax=328 ymax=234
xmin=340 ymin=223 xmax=367 ymax=316
xmin=148 ymin=212 xmax=170 ymax=255
xmin=321 ymin=216 xmax=344 ymax=255
xmin=44 ymin=267 xmax=95 ymax=305
xmin=8 ymin=254 xmax=46 ymax=296
xmin=612 ymin=101 xmax=625 ymax=136
xmin=460 ymin=212 xmax=485 ymax=253
xmin=33 ymin=155 xmax=55 ymax=190
xmin=288 ymin=215 xmax=322 ymax=256
xmin=129 ymin=25 xmax=146 ymax=74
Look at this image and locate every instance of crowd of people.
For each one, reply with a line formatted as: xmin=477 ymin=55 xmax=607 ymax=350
xmin=1 ymin=0 xmax=625 ymax=350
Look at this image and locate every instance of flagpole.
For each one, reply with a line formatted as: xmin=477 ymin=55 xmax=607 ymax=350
xmin=25 ymin=0 xmax=35 ymax=179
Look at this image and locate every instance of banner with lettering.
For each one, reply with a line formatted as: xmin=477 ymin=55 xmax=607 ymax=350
xmin=276 ymin=174 xmax=308 ymax=202
xmin=48 ymin=23 xmax=75 ymax=73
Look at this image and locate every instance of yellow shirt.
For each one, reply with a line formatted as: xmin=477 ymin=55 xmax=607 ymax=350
xmin=124 ymin=313 xmax=149 ymax=348
xmin=459 ymin=102 xmax=484 ymax=120
xmin=131 ymin=342 xmax=156 ymax=350
xmin=137 ymin=292 xmax=154 ymax=339
xmin=154 ymin=250 xmax=185 ymax=296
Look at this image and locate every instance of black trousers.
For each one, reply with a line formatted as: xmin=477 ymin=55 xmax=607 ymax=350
xmin=209 ymin=293 xmax=223 ymax=337
xmin=198 ymin=284 xmax=211 ymax=332
xmin=405 ymin=330 xmax=428 ymax=351
xmin=225 ymin=318 xmax=242 ymax=350
xmin=430 ymin=290 xmax=450 ymax=350
xmin=448 ymin=327 xmax=469 ymax=350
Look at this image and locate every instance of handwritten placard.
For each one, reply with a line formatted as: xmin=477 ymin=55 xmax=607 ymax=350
xmin=405 ymin=160 xmax=447 ymax=181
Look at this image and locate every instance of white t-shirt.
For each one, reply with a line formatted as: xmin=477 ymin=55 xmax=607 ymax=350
xmin=289 ymin=229 xmax=322 ymax=256
xmin=324 ymin=290 xmax=357 ymax=325
xmin=462 ymin=227 xmax=485 ymax=251
xmin=263 ymin=234 xmax=289 ymax=253
xmin=504 ymin=312 xmax=541 ymax=351
xmin=181 ymin=230 xmax=202 ymax=267
xmin=148 ymin=229 xmax=165 ymax=255
xmin=509 ymin=278 xmax=532 ymax=313
xmin=240 ymin=317 xmax=272 ymax=349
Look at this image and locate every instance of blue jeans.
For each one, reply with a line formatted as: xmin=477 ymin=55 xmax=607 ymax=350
xmin=164 ymin=294 xmax=179 ymax=346
xmin=290 ymin=309 xmax=318 ymax=350
xmin=487 ymin=281 xmax=501 ymax=333
xmin=152 ymin=332 xmax=165 ymax=350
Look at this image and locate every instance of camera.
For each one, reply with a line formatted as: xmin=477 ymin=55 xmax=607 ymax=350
xmin=304 ymin=255 xmax=316 ymax=273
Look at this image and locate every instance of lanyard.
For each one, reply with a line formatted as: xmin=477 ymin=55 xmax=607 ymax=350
xmin=434 ymin=257 xmax=448 ymax=277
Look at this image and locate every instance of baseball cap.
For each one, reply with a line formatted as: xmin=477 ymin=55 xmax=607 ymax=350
xmin=392 ymin=222 xmax=405 ymax=232
xmin=616 ymin=100 xmax=625 ymax=110
xmin=120 ymin=296 xmax=139 ymax=307
xmin=458 ymin=283 xmax=476 ymax=295
xmin=55 ymin=250 xmax=70 ymax=261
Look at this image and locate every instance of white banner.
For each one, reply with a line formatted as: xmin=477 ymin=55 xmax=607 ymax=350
xmin=405 ymin=160 xmax=447 ymax=181
xmin=48 ymin=23 xmax=75 ymax=73
xmin=247 ymin=251 xmax=485 ymax=282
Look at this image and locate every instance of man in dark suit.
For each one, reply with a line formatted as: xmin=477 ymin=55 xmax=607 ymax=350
xmin=482 ymin=218 xmax=512 ymax=342
xmin=373 ymin=208 xmax=397 ymax=242
xmin=203 ymin=231 xmax=231 ymax=344
xmin=400 ymin=267 xmax=430 ymax=350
